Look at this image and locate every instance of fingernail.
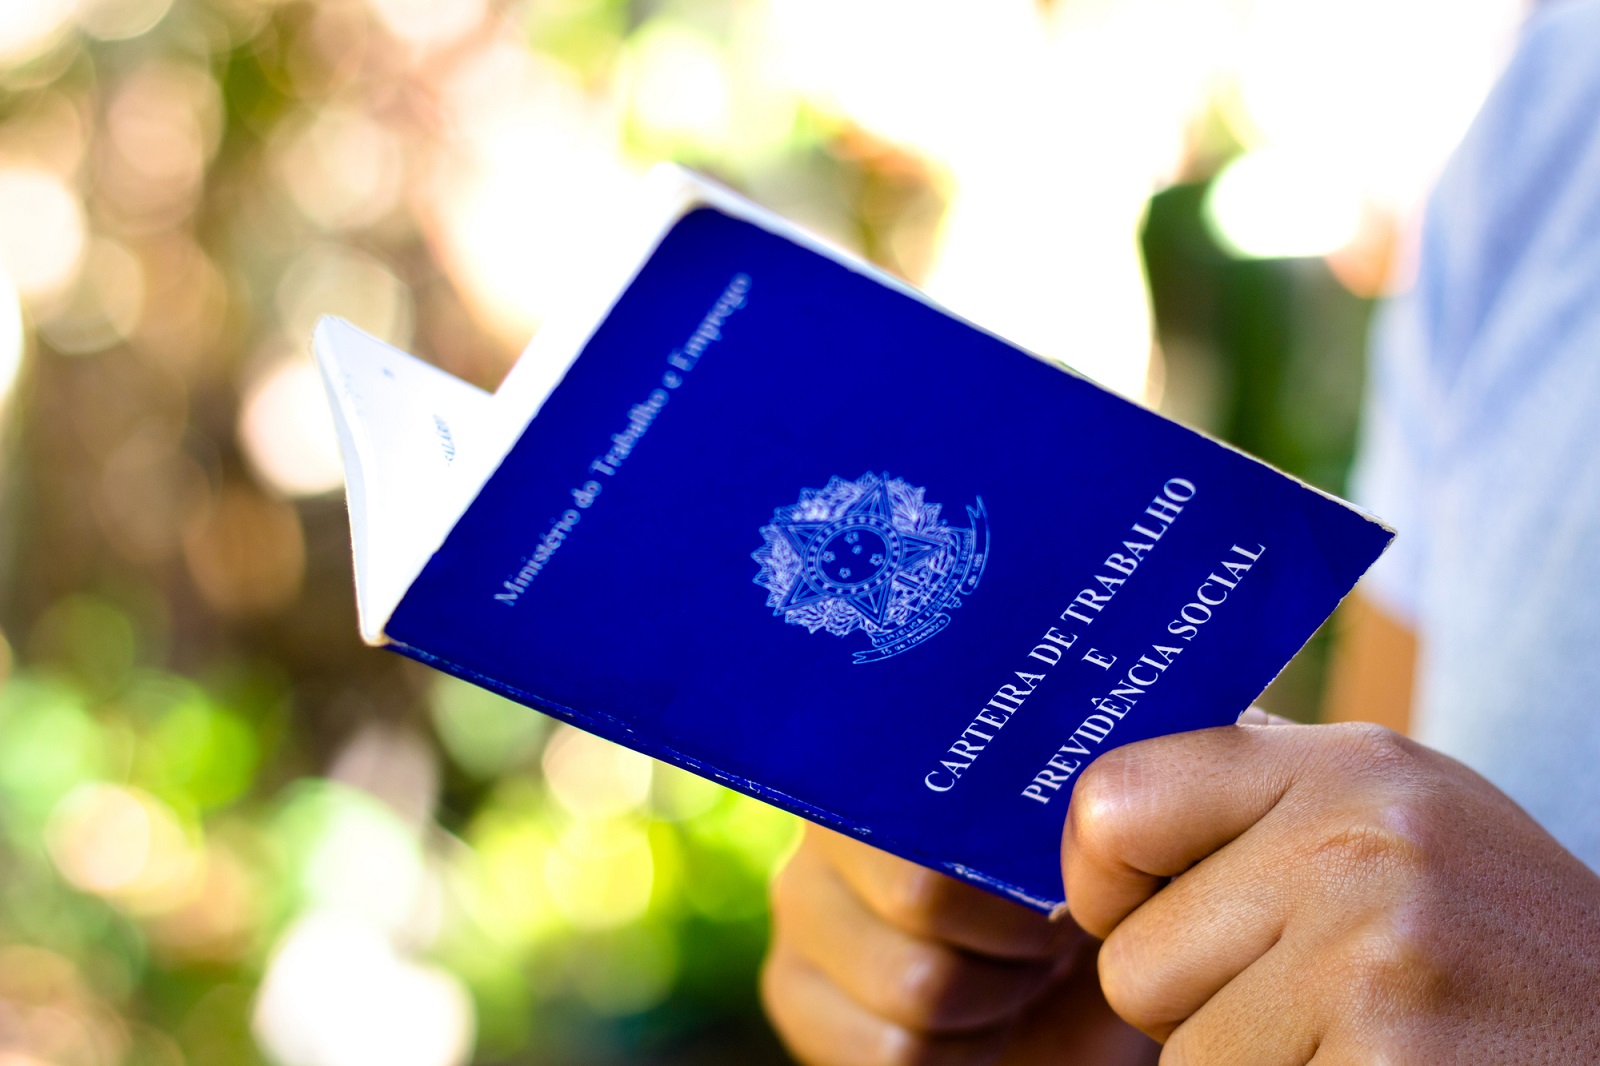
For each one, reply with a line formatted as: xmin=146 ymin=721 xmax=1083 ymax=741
xmin=1236 ymin=706 xmax=1270 ymax=725
xmin=1048 ymin=901 xmax=1072 ymax=923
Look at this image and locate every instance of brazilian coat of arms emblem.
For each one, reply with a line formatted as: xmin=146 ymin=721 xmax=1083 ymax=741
xmin=751 ymin=473 xmax=989 ymax=664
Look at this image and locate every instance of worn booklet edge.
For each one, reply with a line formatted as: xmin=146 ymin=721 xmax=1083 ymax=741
xmin=312 ymin=165 xmax=1395 ymax=910
xmin=313 ymin=164 xmax=967 ymax=646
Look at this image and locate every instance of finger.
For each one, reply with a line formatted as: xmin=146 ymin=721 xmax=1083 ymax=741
xmin=998 ymin=941 xmax=1160 ymax=1065
xmin=1158 ymin=935 xmax=1324 ymax=1066
xmin=817 ymin=827 xmax=1082 ymax=961
xmin=775 ymin=837 xmax=1058 ymax=1033
xmin=762 ymin=945 xmax=1011 ymax=1066
xmin=1062 ymin=723 xmax=1328 ymax=938
xmin=1096 ymin=820 xmax=1296 ymax=1040
xmin=1095 ymin=768 xmax=1404 ymax=1043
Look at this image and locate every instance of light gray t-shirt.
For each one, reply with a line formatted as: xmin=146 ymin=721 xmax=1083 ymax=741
xmin=1352 ymin=0 xmax=1600 ymax=870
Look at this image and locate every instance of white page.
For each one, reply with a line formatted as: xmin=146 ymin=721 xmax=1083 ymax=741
xmin=313 ymin=317 xmax=492 ymax=643
xmin=316 ymin=165 xmax=963 ymax=643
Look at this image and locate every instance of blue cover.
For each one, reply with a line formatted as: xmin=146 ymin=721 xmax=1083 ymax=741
xmin=384 ymin=206 xmax=1392 ymax=911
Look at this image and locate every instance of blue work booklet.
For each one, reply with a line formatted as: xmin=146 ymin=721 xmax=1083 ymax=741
xmin=314 ymin=167 xmax=1392 ymax=911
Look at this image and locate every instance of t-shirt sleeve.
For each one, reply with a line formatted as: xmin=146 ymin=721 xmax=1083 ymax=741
xmin=1345 ymin=0 xmax=1597 ymax=627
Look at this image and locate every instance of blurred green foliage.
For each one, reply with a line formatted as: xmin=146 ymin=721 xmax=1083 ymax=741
xmin=0 ymin=0 xmax=1376 ymax=1062
xmin=1144 ymin=178 xmax=1373 ymax=717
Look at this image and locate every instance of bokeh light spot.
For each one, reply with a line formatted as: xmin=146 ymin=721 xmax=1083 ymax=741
xmin=144 ymin=696 xmax=259 ymax=811
xmin=27 ymin=594 xmax=138 ymax=694
xmin=50 ymin=783 xmax=152 ymax=893
xmin=37 ymin=236 xmax=145 ymax=354
xmin=364 ymin=0 xmax=485 ymax=50
xmin=0 ymin=0 xmax=75 ymax=66
xmin=276 ymin=105 xmax=405 ymax=231
xmin=1204 ymin=148 xmax=1365 ymax=260
xmin=0 ymin=679 xmax=107 ymax=823
xmin=463 ymin=800 xmax=559 ymax=947
xmin=277 ymin=781 xmax=426 ymax=932
xmin=254 ymin=912 xmax=475 ymax=1066
xmin=0 ymin=166 xmax=84 ymax=298
xmin=76 ymin=0 xmax=175 ymax=41
xmin=95 ymin=424 xmax=211 ymax=565
xmin=239 ymin=354 xmax=346 ymax=498
xmin=625 ymin=20 xmax=732 ymax=154
xmin=429 ymin=675 xmax=547 ymax=780
xmin=276 ymin=244 xmax=413 ymax=353
xmin=182 ymin=486 xmax=307 ymax=617
xmin=430 ymin=42 xmax=635 ymax=339
xmin=650 ymin=763 xmax=723 ymax=822
xmin=0 ymin=264 xmax=24 ymax=410
xmin=129 ymin=236 xmax=227 ymax=372
xmin=45 ymin=782 xmax=199 ymax=908
xmin=102 ymin=61 xmax=218 ymax=225
xmin=544 ymin=819 xmax=653 ymax=930
xmin=542 ymin=725 xmax=652 ymax=821
xmin=572 ymin=923 xmax=678 ymax=1016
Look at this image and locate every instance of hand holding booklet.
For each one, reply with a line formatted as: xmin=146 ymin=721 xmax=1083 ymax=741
xmin=313 ymin=166 xmax=1392 ymax=911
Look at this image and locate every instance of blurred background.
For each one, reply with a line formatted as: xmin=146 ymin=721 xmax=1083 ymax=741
xmin=0 ymin=0 xmax=1528 ymax=1063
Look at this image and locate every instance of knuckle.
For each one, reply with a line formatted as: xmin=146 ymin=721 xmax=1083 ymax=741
xmin=878 ymin=1027 xmax=1006 ymax=1066
xmin=758 ymin=956 xmax=782 ymax=1006
xmin=885 ymin=941 xmax=966 ymax=1027
xmin=1156 ymin=1044 xmax=1185 ymax=1066
xmin=758 ymin=952 xmax=802 ymax=1036
xmin=767 ymin=855 xmax=791 ymax=904
xmin=1072 ymin=749 xmax=1126 ymax=813
xmin=881 ymin=864 xmax=954 ymax=933
xmin=1359 ymin=1032 xmax=1434 ymax=1066
xmin=1096 ymin=935 xmax=1169 ymax=1036
xmin=1303 ymin=780 xmax=1441 ymax=901
xmin=1067 ymin=754 xmax=1134 ymax=856
xmin=875 ymin=1025 xmax=950 ymax=1066
xmin=1095 ymin=949 xmax=1144 ymax=1029
xmin=1309 ymin=808 xmax=1427 ymax=881
xmin=761 ymin=951 xmax=887 ymax=1066
xmin=1158 ymin=1027 xmax=1204 ymax=1066
xmin=1334 ymin=722 xmax=1418 ymax=779
xmin=767 ymin=858 xmax=803 ymax=926
xmin=1339 ymin=913 xmax=1450 ymax=1018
